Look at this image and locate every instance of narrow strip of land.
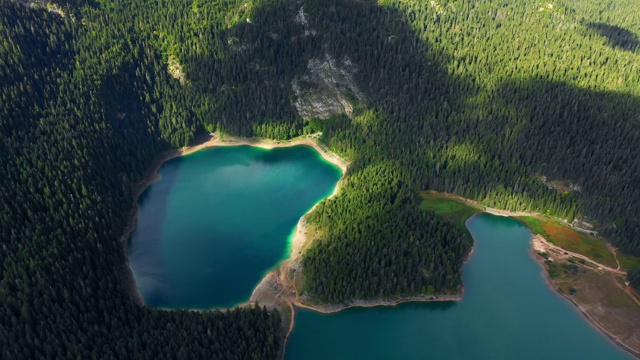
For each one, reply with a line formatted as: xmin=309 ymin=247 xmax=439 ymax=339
xmin=421 ymin=190 xmax=640 ymax=358
xmin=531 ymin=234 xmax=640 ymax=358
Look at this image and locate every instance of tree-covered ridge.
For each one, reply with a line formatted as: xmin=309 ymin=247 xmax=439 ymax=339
xmin=2 ymin=0 xmax=640 ymax=355
xmin=304 ymin=0 xmax=640 ymax=249
xmin=302 ymin=162 xmax=471 ymax=302
xmin=1 ymin=1 xmax=281 ymax=359
xmin=283 ymin=0 xmax=639 ymax=298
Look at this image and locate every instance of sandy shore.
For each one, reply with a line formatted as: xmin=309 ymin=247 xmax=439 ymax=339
xmin=483 ymin=207 xmax=538 ymax=217
xmin=125 ymin=132 xmax=347 ymax=211
xmin=183 ymin=133 xmax=349 ymax=172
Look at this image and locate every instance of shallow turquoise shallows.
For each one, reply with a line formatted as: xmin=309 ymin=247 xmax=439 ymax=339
xmin=128 ymin=145 xmax=342 ymax=309
xmin=285 ymin=214 xmax=632 ymax=359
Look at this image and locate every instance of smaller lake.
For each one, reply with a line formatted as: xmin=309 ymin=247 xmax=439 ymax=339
xmin=285 ymin=214 xmax=632 ymax=359
xmin=128 ymin=145 xmax=342 ymax=309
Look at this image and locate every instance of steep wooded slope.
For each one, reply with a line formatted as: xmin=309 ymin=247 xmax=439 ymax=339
xmin=2 ymin=0 xmax=640 ymax=357
xmin=1 ymin=1 xmax=281 ymax=359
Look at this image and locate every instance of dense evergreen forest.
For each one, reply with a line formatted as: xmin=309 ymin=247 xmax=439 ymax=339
xmin=2 ymin=0 xmax=640 ymax=357
xmin=630 ymin=268 xmax=640 ymax=293
xmin=0 ymin=1 xmax=282 ymax=359
xmin=302 ymin=163 xmax=471 ymax=302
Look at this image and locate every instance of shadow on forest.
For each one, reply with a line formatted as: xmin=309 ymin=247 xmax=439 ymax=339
xmin=492 ymin=78 xmax=640 ymax=254
xmin=586 ymin=22 xmax=639 ymax=52
xmin=186 ymin=0 xmax=474 ymax=145
xmin=185 ymin=0 xmax=640 ymax=257
xmin=127 ymin=158 xmax=183 ymax=307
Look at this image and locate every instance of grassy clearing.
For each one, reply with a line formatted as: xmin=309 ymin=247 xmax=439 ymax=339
xmin=618 ymin=254 xmax=640 ymax=271
xmin=575 ymin=271 xmax=637 ymax=312
xmin=519 ymin=216 xmax=618 ymax=268
xmin=419 ymin=191 xmax=480 ymax=243
xmin=570 ymin=269 xmax=640 ymax=352
xmin=419 ymin=191 xmax=479 ymax=228
xmin=541 ymin=256 xmax=584 ymax=295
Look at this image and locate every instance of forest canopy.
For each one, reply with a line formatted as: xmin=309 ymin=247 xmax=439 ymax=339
xmin=2 ymin=0 xmax=640 ymax=358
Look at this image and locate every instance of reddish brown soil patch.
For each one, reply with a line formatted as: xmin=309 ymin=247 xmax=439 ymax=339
xmin=544 ymin=222 xmax=582 ymax=245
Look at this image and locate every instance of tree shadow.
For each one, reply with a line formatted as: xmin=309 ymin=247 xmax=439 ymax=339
xmin=185 ymin=0 xmax=474 ymax=142
xmin=183 ymin=0 xmax=640 ymax=258
xmin=127 ymin=157 xmax=183 ymax=308
xmin=586 ymin=22 xmax=639 ymax=52
xmin=492 ymin=78 xmax=640 ymax=254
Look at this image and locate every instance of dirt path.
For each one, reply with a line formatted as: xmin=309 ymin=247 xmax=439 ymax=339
xmin=613 ymin=278 xmax=640 ymax=307
xmin=435 ymin=191 xmax=540 ymax=217
xmin=533 ymin=235 xmax=626 ymax=275
xmin=610 ymin=245 xmax=622 ymax=271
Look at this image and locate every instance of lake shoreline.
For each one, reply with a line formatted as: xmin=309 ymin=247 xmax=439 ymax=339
xmin=120 ymin=142 xmax=638 ymax=359
xmin=529 ymin=235 xmax=640 ymax=359
xmin=118 ymin=132 xmax=350 ymax=357
xmin=423 ymin=192 xmax=640 ymax=357
xmin=259 ymin=214 xmax=474 ymax=359
xmin=413 ymin=192 xmax=640 ymax=358
xmin=293 ymin=293 xmax=463 ymax=314
xmin=120 ymin=136 xmax=472 ymax=350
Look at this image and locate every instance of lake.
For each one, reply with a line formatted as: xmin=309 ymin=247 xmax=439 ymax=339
xmin=128 ymin=145 xmax=342 ymax=309
xmin=284 ymin=214 xmax=631 ymax=359
xmin=128 ymin=146 xmax=630 ymax=359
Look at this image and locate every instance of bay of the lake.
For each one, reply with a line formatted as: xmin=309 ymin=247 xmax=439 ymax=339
xmin=128 ymin=145 xmax=342 ymax=309
xmin=128 ymin=147 xmax=630 ymax=359
xmin=284 ymin=214 xmax=631 ymax=359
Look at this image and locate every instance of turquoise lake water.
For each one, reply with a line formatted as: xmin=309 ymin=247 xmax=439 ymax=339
xmin=128 ymin=146 xmax=630 ymax=358
xmin=128 ymin=145 xmax=342 ymax=309
xmin=285 ymin=214 xmax=632 ymax=359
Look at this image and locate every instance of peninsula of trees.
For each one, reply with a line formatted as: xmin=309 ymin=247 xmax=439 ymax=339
xmin=2 ymin=0 xmax=639 ymax=358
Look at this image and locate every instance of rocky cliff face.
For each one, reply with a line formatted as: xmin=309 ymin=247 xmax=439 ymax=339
xmin=292 ymin=54 xmax=364 ymax=120
xmin=16 ymin=0 xmax=66 ymax=17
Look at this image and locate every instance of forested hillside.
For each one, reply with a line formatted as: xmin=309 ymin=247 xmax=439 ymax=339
xmin=286 ymin=0 xmax=640 ymax=299
xmin=2 ymin=0 xmax=640 ymax=357
xmin=0 ymin=1 xmax=281 ymax=358
xmin=302 ymin=163 xmax=471 ymax=302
